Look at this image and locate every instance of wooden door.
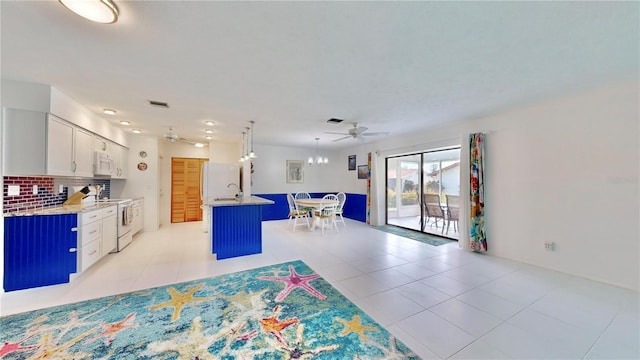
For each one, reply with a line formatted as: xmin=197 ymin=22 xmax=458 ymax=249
xmin=171 ymin=157 xmax=207 ymax=223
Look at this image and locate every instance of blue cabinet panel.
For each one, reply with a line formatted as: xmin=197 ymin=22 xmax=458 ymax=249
xmin=211 ymin=205 xmax=262 ymax=259
xmin=4 ymin=214 xmax=78 ymax=292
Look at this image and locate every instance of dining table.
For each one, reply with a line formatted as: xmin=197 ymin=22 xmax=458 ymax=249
xmin=294 ymin=198 xmax=340 ymax=231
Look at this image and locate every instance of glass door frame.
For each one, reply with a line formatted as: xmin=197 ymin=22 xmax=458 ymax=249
xmin=384 ymin=146 xmax=461 ymax=240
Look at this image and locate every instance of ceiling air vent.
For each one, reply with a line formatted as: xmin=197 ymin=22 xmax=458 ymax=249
xmin=148 ymin=100 xmax=169 ymax=108
xmin=327 ymin=118 xmax=344 ymax=124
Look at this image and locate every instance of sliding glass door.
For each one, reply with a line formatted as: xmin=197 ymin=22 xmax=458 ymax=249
xmin=386 ymin=147 xmax=460 ymax=240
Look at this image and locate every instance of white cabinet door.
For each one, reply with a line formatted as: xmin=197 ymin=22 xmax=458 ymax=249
xmin=102 ymin=214 xmax=118 ymax=254
xmin=111 ymin=144 xmax=129 ymax=179
xmin=74 ymin=128 xmax=94 ymax=177
xmin=2 ymin=108 xmax=47 ymax=175
xmin=47 ymin=115 xmax=74 ymax=176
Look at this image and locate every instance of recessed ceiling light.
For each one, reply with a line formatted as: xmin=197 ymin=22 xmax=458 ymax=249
xmin=194 ymin=143 xmax=205 ymax=148
xmin=132 ymin=129 xmax=142 ymax=134
xmin=103 ymin=109 xmax=116 ymax=115
xmin=205 ymin=136 xmax=213 ymax=140
xmin=205 ymin=129 xmax=214 ymax=134
xmin=119 ymin=121 xmax=130 ymax=126
xmin=205 ymin=121 xmax=215 ymax=126
xmin=59 ymin=0 xmax=119 ymax=24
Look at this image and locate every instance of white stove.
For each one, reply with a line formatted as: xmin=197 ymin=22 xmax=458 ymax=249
xmin=99 ymin=199 xmax=134 ymax=252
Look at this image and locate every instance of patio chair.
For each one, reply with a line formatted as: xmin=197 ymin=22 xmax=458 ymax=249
xmin=287 ymin=192 xmax=309 ymax=231
xmin=445 ymin=194 xmax=459 ymax=234
xmin=423 ymin=193 xmax=445 ymax=233
xmin=335 ymin=192 xmax=347 ymax=227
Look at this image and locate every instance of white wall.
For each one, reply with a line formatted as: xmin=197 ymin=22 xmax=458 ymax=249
xmin=250 ymin=143 xmax=344 ymax=194
xmin=111 ymin=136 xmax=161 ymax=232
xmin=157 ymin=141 xmax=210 ymax=226
xmin=351 ymin=80 xmax=639 ymax=290
xmin=50 ymin=88 xmax=129 ymax=147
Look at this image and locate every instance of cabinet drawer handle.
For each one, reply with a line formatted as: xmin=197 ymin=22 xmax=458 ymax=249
xmin=89 ymin=229 xmax=97 ymax=234
xmin=89 ymin=250 xmax=97 ymax=256
xmin=89 ymin=215 xmax=98 ymax=219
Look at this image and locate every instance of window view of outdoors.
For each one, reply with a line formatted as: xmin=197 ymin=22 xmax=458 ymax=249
xmin=386 ymin=148 xmax=460 ymax=240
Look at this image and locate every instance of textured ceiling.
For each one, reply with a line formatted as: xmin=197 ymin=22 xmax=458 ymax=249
xmin=1 ymin=1 xmax=638 ymax=149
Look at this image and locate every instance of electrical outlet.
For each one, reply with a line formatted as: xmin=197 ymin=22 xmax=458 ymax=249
xmin=59 ymin=185 xmax=64 ymax=194
xmin=8 ymin=185 xmax=20 ymax=196
xmin=33 ymin=185 xmax=38 ymax=195
xmin=544 ymin=241 xmax=555 ymax=251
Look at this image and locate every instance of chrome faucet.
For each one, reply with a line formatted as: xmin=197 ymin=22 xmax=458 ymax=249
xmin=227 ymin=183 xmax=242 ymax=198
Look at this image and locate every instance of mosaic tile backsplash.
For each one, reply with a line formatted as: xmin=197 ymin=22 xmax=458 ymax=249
xmin=3 ymin=177 xmax=110 ymax=214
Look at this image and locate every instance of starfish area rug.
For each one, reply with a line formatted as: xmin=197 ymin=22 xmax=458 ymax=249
xmin=0 ymin=260 xmax=419 ymax=359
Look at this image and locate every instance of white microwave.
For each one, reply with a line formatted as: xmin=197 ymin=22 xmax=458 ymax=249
xmin=94 ymin=151 xmax=114 ymax=176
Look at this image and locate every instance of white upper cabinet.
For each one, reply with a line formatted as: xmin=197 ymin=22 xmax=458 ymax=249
xmin=2 ymin=108 xmax=47 ymax=175
xmin=114 ymin=143 xmax=128 ymax=179
xmin=46 ymin=115 xmax=95 ymax=177
xmin=74 ymin=127 xmax=94 ymax=177
xmin=2 ymin=109 xmax=101 ymax=177
xmin=46 ymin=115 xmax=75 ymax=176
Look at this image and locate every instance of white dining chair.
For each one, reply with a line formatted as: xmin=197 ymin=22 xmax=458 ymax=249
xmin=294 ymin=191 xmax=312 ymax=214
xmin=335 ymin=192 xmax=346 ymax=227
xmin=314 ymin=194 xmax=339 ymax=235
xmin=287 ymin=192 xmax=309 ymax=231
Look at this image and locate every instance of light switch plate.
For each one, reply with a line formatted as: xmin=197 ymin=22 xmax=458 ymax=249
xmin=8 ymin=185 xmax=20 ymax=196
xmin=33 ymin=185 xmax=38 ymax=195
xmin=59 ymin=185 xmax=64 ymax=194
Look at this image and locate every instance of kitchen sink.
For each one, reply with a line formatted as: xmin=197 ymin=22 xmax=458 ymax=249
xmin=214 ymin=197 xmax=238 ymax=201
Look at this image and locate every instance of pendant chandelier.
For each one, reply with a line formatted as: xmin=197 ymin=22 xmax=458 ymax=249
xmin=239 ymin=131 xmax=247 ymax=162
xmin=248 ymin=121 xmax=257 ymax=159
xmin=308 ymin=138 xmax=328 ymax=166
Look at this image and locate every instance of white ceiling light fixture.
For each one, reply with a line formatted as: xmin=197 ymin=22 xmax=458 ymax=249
xmin=103 ymin=108 xmax=116 ymax=115
xmin=205 ymin=121 xmax=215 ymax=126
xmin=205 ymin=129 xmax=214 ymax=134
xmin=119 ymin=120 xmax=130 ymax=126
xmin=132 ymin=129 xmax=142 ymax=134
xmin=248 ymin=120 xmax=257 ymax=159
xmin=59 ymin=0 xmax=119 ymax=24
xmin=308 ymin=138 xmax=328 ymax=166
xmin=194 ymin=142 xmax=205 ymax=148
xmin=205 ymin=135 xmax=213 ymax=140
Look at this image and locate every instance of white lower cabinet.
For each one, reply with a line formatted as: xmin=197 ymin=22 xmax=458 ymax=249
xmin=78 ymin=205 xmax=118 ymax=272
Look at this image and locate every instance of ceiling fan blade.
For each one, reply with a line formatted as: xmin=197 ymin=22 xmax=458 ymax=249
xmin=325 ymin=131 xmax=350 ymax=135
xmin=362 ymin=132 xmax=390 ymax=137
xmin=331 ymin=136 xmax=352 ymax=142
xmin=353 ymin=126 xmax=368 ymax=135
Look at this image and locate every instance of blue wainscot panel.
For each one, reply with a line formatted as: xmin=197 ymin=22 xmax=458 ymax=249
xmin=254 ymin=193 xmax=367 ymax=223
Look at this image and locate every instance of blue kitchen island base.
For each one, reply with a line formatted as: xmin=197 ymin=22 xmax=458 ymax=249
xmin=210 ymin=203 xmax=264 ymax=260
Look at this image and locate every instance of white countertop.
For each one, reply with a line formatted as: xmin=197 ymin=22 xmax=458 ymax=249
xmin=4 ymin=202 xmax=118 ymax=217
xmin=203 ymin=195 xmax=274 ymax=207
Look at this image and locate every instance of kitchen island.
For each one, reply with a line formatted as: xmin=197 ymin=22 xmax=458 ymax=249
xmin=204 ymin=196 xmax=275 ymax=260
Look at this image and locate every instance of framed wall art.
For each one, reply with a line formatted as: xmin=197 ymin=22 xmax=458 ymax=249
xmin=357 ymin=165 xmax=368 ymax=179
xmin=286 ymin=160 xmax=304 ymax=183
xmin=348 ymin=155 xmax=356 ymax=170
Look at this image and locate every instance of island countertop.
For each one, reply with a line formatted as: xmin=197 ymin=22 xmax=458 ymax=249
xmin=203 ymin=195 xmax=274 ymax=207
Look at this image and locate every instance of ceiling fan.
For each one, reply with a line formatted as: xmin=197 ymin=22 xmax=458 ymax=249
xmin=163 ymin=128 xmax=206 ymax=147
xmin=326 ymin=123 xmax=390 ymax=142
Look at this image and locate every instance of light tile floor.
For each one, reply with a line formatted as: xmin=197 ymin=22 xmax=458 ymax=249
xmin=1 ymin=220 xmax=638 ymax=359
